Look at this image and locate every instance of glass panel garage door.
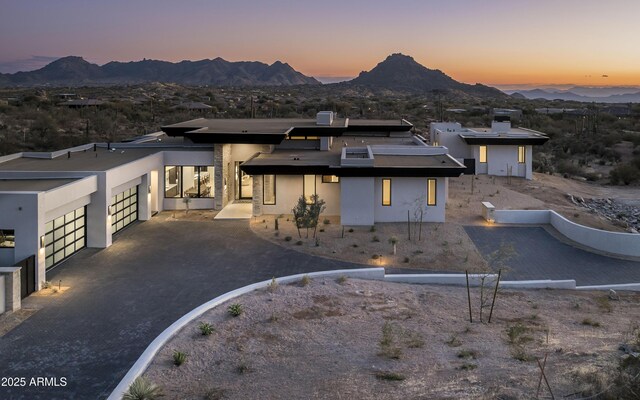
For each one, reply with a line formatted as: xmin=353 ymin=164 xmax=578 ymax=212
xmin=44 ymin=206 xmax=86 ymax=270
xmin=111 ymin=186 xmax=138 ymax=235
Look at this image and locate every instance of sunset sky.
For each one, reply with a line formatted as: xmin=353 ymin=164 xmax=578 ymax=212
xmin=1 ymin=0 xmax=639 ymax=86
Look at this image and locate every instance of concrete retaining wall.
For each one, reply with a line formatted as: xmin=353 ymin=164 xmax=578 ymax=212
xmin=493 ymin=209 xmax=640 ymax=258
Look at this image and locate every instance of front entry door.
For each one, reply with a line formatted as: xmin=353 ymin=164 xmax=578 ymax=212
xmin=235 ymin=162 xmax=253 ymax=199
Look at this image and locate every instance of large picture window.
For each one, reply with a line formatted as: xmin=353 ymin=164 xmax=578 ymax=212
xmin=263 ymin=175 xmax=276 ymax=205
xmin=427 ymin=179 xmax=437 ymax=206
xmin=479 ymin=146 xmax=487 ymax=163
xmin=382 ymin=179 xmax=392 ymax=206
xmin=164 ymin=166 xmax=214 ymax=198
xmin=303 ymin=174 xmax=316 ymax=204
xmin=44 ymin=206 xmax=86 ymax=269
xmin=0 ymin=229 xmax=15 ymax=248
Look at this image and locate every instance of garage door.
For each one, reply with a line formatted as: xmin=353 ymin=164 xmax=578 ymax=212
xmin=111 ymin=186 xmax=138 ymax=235
xmin=44 ymin=206 xmax=86 ymax=269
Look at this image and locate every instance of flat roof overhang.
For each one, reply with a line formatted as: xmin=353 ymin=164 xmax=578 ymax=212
xmin=240 ymin=164 xmax=465 ymax=178
xmin=460 ymin=136 xmax=549 ymax=145
xmin=184 ymin=131 xmax=287 ymax=144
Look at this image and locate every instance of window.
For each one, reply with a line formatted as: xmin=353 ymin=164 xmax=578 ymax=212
xmin=263 ymin=175 xmax=276 ymax=205
xmin=382 ymin=179 xmax=392 ymax=206
xmin=322 ymin=175 xmax=340 ymax=183
xmin=518 ymin=146 xmax=526 ymax=164
xmin=0 ymin=229 xmax=15 ymax=248
xmin=164 ymin=166 xmax=214 ymax=198
xmin=479 ymin=145 xmax=487 ymax=163
xmin=165 ymin=166 xmax=181 ymax=198
xmin=303 ymin=175 xmax=316 ymax=204
xmin=427 ymin=179 xmax=437 ymax=206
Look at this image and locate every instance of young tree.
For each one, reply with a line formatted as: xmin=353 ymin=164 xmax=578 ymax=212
xmin=291 ymin=194 xmax=326 ymax=238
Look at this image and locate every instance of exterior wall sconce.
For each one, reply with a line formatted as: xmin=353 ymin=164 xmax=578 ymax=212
xmin=108 ymin=205 xmax=113 ymax=216
xmin=148 ymin=185 xmax=151 ymax=194
xmin=40 ymin=235 xmax=45 ymax=249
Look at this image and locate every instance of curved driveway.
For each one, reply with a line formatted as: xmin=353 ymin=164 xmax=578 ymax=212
xmin=0 ymin=218 xmax=358 ymax=400
xmin=2 ymin=220 xmax=638 ymax=399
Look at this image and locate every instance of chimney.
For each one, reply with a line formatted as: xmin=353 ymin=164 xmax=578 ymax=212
xmin=491 ymin=120 xmax=511 ymax=133
xmin=316 ymin=111 xmax=334 ymax=126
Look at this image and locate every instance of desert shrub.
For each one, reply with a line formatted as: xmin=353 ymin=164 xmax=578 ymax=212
xmin=228 ymin=303 xmax=243 ymax=317
xmin=348 ymin=228 xmax=354 ymax=232
xmin=446 ymin=335 xmax=462 ymax=347
xmin=236 ymin=362 xmax=251 ymax=374
xmin=300 ymin=275 xmax=311 ymax=286
xmin=267 ymin=277 xmax=278 ymax=293
xmin=295 ymin=240 xmax=303 ymax=245
xmin=336 ymin=275 xmax=348 ymax=285
xmin=371 ymin=254 xmax=380 ymax=260
xmin=372 ymin=235 xmax=380 ymax=242
xmin=610 ymin=163 xmax=640 ymax=185
xmin=284 ymin=236 xmax=292 ymax=242
xmin=374 ymin=371 xmax=406 ymax=381
xmin=123 ymin=377 xmax=163 ymax=400
xmin=323 ymin=218 xmax=330 ymax=225
xmin=198 ymin=322 xmax=214 ymax=336
xmin=457 ymin=349 xmax=477 ymax=359
xmin=173 ymin=350 xmax=187 ymax=366
xmin=582 ymin=318 xmax=601 ymax=327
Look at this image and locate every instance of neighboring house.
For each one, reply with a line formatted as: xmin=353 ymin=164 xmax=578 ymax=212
xmin=492 ymin=108 xmax=522 ymax=121
xmin=58 ymin=99 xmax=105 ymax=108
xmin=429 ymin=120 xmax=549 ymax=180
xmin=0 ymin=112 xmax=465 ymax=293
xmin=171 ymin=102 xmax=213 ymax=112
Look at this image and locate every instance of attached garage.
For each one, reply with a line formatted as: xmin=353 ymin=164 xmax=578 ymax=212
xmin=110 ymin=186 xmax=138 ymax=235
xmin=44 ymin=206 xmax=87 ymax=269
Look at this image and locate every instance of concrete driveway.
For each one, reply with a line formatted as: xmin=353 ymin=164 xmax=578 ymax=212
xmin=464 ymin=225 xmax=640 ymax=285
xmin=0 ymin=217 xmax=359 ymax=400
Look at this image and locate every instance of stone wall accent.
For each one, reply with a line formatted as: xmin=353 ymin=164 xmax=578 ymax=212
xmin=252 ymin=175 xmax=263 ymax=216
xmin=0 ymin=267 xmax=21 ymax=313
xmin=214 ymin=144 xmax=231 ymax=210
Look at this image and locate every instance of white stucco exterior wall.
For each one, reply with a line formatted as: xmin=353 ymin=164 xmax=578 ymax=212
xmin=373 ymin=177 xmax=446 ymax=223
xmin=474 ymin=145 xmax=529 ymax=179
xmin=340 ymin=177 xmax=375 ymax=226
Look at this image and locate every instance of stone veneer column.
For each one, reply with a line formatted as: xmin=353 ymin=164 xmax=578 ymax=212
xmin=0 ymin=267 xmax=21 ymax=313
xmin=252 ymin=175 xmax=263 ymax=216
xmin=214 ymin=144 xmax=231 ymax=210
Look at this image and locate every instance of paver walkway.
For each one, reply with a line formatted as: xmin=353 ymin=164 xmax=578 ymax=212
xmin=464 ymin=225 xmax=640 ymax=285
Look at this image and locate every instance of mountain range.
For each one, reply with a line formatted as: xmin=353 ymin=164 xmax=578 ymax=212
xmin=0 ymin=53 xmax=507 ymax=99
xmin=507 ymin=88 xmax=640 ymax=103
xmin=0 ymin=56 xmax=321 ymax=87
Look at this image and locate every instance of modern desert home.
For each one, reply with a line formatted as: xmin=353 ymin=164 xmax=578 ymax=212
xmin=0 ymin=112 xmax=465 ymax=299
xmin=429 ymin=119 xmax=549 ymax=179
